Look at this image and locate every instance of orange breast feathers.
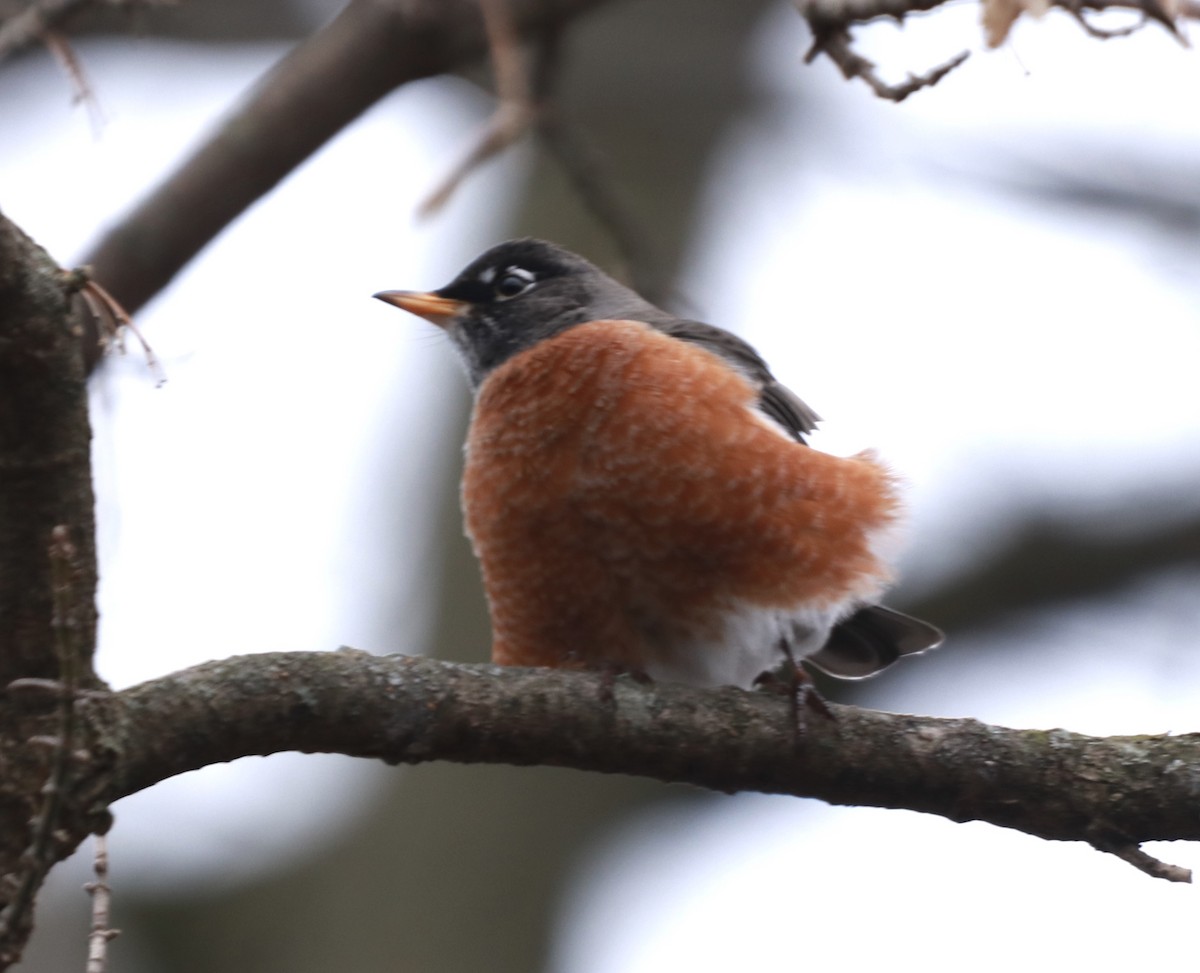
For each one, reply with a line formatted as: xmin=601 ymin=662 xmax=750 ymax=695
xmin=461 ymin=319 xmax=901 ymax=672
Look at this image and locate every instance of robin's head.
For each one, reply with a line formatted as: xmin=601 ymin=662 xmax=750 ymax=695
xmin=374 ymin=239 xmax=663 ymax=387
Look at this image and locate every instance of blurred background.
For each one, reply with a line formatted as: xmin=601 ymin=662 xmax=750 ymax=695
xmin=3 ymin=0 xmax=1200 ymax=969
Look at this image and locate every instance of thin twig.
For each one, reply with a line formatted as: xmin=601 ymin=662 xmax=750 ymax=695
xmin=424 ymin=16 xmax=663 ymax=297
xmin=417 ymin=103 xmax=537 ymax=217
xmin=1091 ymin=834 xmax=1193 ymax=883
xmin=1057 ymin=0 xmax=1186 ymax=40
xmin=79 ymin=0 xmax=619 ymax=350
xmin=796 ymin=0 xmax=1193 ymax=98
xmin=76 ymin=275 xmax=166 ymax=386
xmin=419 ymin=0 xmax=536 ymax=216
xmin=805 ymin=24 xmax=969 ymax=102
xmin=39 ymin=28 xmax=105 ymax=135
xmin=1067 ymin=6 xmax=1147 ymax=35
xmin=84 ymin=834 xmax=118 ymax=973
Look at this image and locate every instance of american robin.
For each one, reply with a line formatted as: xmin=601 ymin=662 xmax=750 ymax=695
xmin=375 ymin=239 xmax=942 ymax=689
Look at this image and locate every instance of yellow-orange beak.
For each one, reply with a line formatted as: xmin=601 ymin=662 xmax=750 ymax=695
xmin=373 ymin=290 xmax=470 ymax=328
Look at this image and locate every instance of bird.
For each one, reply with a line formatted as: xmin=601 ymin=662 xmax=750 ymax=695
xmin=374 ymin=238 xmax=942 ymax=690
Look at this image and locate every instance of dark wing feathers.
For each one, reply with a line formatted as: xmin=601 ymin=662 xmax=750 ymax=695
xmin=654 ymin=318 xmax=820 ymax=442
xmin=807 ymin=605 xmax=944 ymax=679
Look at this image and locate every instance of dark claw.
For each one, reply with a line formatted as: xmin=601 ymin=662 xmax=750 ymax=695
xmin=755 ymin=644 xmax=835 ymax=747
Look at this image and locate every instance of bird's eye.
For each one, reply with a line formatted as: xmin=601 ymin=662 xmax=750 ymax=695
xmin=493 ymin=269 xmax=535 ymax=300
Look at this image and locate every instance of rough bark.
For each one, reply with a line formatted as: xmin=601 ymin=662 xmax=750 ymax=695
xmin=0 ymin=211 xmax=108 ymax=968
xmin=107 ymin=652 xmax=1200 ymax=852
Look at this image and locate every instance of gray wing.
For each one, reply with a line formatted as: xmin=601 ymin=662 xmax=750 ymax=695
xmin=807 ymin=605 xmax=944 ymax=679
xmin=655 ymin=318 xmax=821 ymax=442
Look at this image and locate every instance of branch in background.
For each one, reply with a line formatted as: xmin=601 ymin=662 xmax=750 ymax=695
xmin=76 ymin=275 xmax=165 ymax=386
xmin=419 ymin=6 xmax=662 ymax=299
xmin=11 ymin=0 xmax=1197 ymax=351
xmin=908 ymin=508 xmax=1200 ymax=635
xmin=418 ymin=0 xmax=536 ymax=217
xmin=108 ymin=652 xmax=1200 ymax=883
xmin=38 ymin=27 xmax=105 ymax=134
xmin=795 ymin=0 xmax=1193 ymax=100
xmin=78 ymin=0 xmax=619 ymax=367
xmin=529 ymin=25 xmax=662 ymax=300
xmin=804 ymin=23 xmax=968 ymax=102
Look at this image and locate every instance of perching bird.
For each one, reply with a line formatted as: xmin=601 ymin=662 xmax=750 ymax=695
xmin=375 ymin=239 xmax=941 ymax=689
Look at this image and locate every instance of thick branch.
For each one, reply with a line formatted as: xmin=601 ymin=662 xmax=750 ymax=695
xmin=0 ymin=210 xmax=104 ymax=967
xmin=107 ymin=652 xmax=1200 ymax=872
xmin=0 ymin=211 xmax=98 ymax=684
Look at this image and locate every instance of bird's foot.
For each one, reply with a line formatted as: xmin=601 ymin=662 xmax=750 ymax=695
xmin=754 ymin=652 xmax=834 ymax=747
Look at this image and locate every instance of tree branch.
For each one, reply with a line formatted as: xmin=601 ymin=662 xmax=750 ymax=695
xmin=0 ymin=210 xmax=98 ymax=686
xmin=80 ymin=0 xmax=622 ymax=365
xmin=0 ymin=209 xmax=106 ymax=968
xmin=796 ymin=0 xmax=1193 ymax=100
xmin=101 ymin=651 xmax=1198 ymax=881
xmin=804 ymin=23 xmax=967 ymax=102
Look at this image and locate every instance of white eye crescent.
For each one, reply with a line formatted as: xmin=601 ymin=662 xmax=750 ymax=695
xmin=493 ymin=267 xmax=535 ymax=300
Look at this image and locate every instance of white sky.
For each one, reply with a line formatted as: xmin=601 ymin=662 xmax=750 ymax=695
xmin=3 ymin=2 xmax=1200 ymax=968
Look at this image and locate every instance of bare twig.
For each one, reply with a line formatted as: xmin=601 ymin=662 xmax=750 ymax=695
xmin=84 ymin=834 xmax=118 ymax=973
xmin=39 ymin=28 xmax=105 ymax=134
xmin=1092 ymin=837 xmax=1192 ymax=883
xmin=804 ymin=24 xmax=969 ymax=102
xmin=1066 ymin=6 xmax=1147 ymax=36
xmin=796 ymin=0 xmax=1193 ymax=98
xmin=75 ymin=275 xmax=166 ymax=386
xmin=419 ymin=0 xmax=537 ymax=216
xmin=423 ymin=15 xmax=662 ymax=297
xmin=482 ymin=0 xmax=531 ymax=106
xmin=795 ymin=0 xmax=950 ymax=22
xmin=417 ymin=104 xmax=537 ymax=216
